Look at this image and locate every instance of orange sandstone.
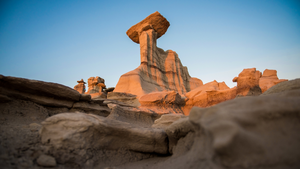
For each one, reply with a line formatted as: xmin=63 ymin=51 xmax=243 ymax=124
xmin=183 ymin=80 xmax=236 ymax=115
xmin=259 ymin=69 xmax=288 ymax=93
xmin=74 ymin=79 xmax=86 ymax=94
xmin=126 ymin=11 xmax=170 ymax=44
xmin=114 ymin=12 xmax=202 ymax=97
xmin=233 ymin=68 xmax=262 ymax=96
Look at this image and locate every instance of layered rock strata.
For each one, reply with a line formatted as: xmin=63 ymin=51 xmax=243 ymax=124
xmin=139 ymin=91 xmax=185 ymax=114
xmin=0 ymin=75 xmax=111 ymax=116
xmin=0 ymin=75 xmax=80 ymax=108
xmin=107 ymin=92 xmax=140 ymax=107
xmin=114 ymin=12 xmax=202 ymax=97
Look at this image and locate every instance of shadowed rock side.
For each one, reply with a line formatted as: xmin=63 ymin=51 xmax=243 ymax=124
xmin=114 ymin=12 xmax=203 ymax=97
xmin=40 ymin=113 xmax=168 ymax=154
xmin=0 ymin=75 xmax=80 ymax=108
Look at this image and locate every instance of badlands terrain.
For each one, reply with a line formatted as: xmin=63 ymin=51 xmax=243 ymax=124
xmin=0 ymin=11 xmax=300 ymax=169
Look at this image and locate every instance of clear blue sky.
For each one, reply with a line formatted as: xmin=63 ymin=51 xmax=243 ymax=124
xmin=1 ymin=0 xmax=299 ymax=89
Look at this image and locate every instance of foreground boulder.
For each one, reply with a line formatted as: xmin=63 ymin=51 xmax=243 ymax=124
xmin=187 ymin=89 xmax=300 ymax=168
xmin=114 ymin=12 xmax=203 ymax=97
xmin=40 ymin=113 xmax=168 ymax=156
xmin=107 ymin=92 xmax=140 ymax=107
xmin=107 ymin=105 xmax=159 ymax=127
xmin=151 ymin=114 xmax=186 ymax=130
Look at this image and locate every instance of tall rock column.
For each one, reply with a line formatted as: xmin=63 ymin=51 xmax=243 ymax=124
xmin=140 ymin=28 xmax=157 ymax=64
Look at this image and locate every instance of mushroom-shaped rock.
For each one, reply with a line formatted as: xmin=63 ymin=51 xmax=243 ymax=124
xmin=126 ymin=11 xmax=170 ymax=43
xmin=77 ymin=79 xmax=86 ymax=84
xmin=74 ymin=79 xmax=86 ymax=94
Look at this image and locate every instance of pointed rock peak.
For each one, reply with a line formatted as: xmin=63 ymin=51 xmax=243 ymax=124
xmin=126 ymin=11 xmax=170 ymax=44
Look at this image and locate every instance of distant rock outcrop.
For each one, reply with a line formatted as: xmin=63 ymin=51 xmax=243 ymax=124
xmin=233 ymin=68 xmax=262 ymax=96
xmin=183 ymin=80 xmax=237 ymax=115
xmin=259 ymin=69 xmax=288 ymax=93
xmin=85 ymin=76 xmax=107 ymax=98
xmin=139 ymin=91 xmax=185 ymax=114
xmin=114 ymin=12 xmax=202 ymax=97
xmin=74 ymin=79 xmax=86 ymax=94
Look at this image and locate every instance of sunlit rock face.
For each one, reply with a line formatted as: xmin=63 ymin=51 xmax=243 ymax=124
xmin=85 ymin=76 xmax=107 ymax=98
xmin=233 ymin=68 xmax=262 ymax=96
xmin=182 ymin=80 xmax=237 ymax=115
xmin=126 ymin=11 xmax=170 ymax=44
xmin=74 ymin=79 xmax=86 ymax=94
xmin=259 ymin=69 xmax=288 ymax=93
xmin=114 ymin=12 xmax=202 ymax=97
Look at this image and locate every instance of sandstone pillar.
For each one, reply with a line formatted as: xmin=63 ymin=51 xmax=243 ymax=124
xmin=139 ymin=28 xmax=157 ymax=65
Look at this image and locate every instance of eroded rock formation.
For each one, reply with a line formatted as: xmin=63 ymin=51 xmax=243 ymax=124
xmin=1 ymin=11 xmax=299 ymax=169
xmin=126 ymin=11 xmax=170 ymax=44
xmin=233 ymin=68 xmax=262 ymax=96
xmin=183 ymin=80 xmax=237 ymax=115
xmin=0 ymin=75 xmax=81 ymax=108
xmin=139 ymin=91 xmax=185 ymax=114
xmin=74 ymin=79 xmax=86 ymax=94
xmin=85 ymin=76 xmax=107 ymax=98
xmin=114 ymin=12 xmax=202 ymax=97
xmin=259 ymin=69 xmax=288 ymax=93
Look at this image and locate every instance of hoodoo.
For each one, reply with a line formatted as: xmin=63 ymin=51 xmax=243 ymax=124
xmin=114 ymin=12 xmax=202 ymax=97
